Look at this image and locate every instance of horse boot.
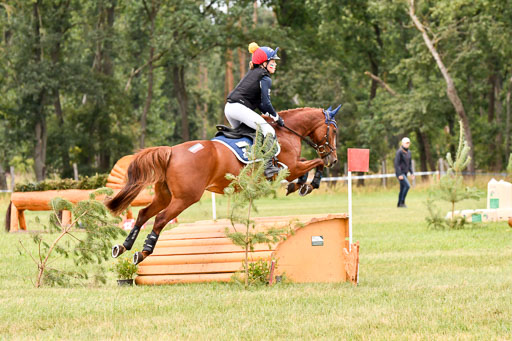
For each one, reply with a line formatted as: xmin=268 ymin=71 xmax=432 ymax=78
xmin=112 ymin=225 xmax=141 ymax=258
xmin=287 ymin=172 xmax=308 ymax=196
xmin=133 ymin=230 xmax=159 ymax=265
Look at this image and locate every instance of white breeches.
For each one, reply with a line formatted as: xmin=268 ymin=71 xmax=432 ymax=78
xmin=224 ymin=102 xmax=275 ymax=137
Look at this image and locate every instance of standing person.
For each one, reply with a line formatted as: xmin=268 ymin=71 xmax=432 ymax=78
xmin=225 ymin=42 xmax=284 ymax=178
xmin=394 ymin=137 xmax=415 ymax=208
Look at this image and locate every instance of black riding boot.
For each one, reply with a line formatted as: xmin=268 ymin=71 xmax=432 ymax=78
xmin=262 ymin=134 xmax=280 ymax=179
xmin=264 ymin=159 xmax=279 ymax=179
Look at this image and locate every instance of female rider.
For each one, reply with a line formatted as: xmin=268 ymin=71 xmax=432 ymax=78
xmin=225 ymin=42 xmax=284 ymax=178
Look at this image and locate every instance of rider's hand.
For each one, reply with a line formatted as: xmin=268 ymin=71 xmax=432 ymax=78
xmin=398 ymin=175 xmax=404 ymax=180
xmin=277 ymin=117 xmax=285 ymax=127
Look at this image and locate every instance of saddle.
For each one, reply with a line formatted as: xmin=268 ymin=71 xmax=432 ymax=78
xmin=215 ymin=124 xmax=256 ymax=140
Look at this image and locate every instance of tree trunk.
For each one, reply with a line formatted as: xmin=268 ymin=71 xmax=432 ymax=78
xmin=140 ymin=45 xmax=154 ymax=148
xmin=139 ymin=1 xmax=159 ymax=149
xmin=0 ymin=164 xmax=7 ymax=190
xmin=253 ymin=0 xmax=258 ymax=25
xmin=32 ymin=1 xmax=47 ymax=181
xmin=367 ymin=24 xmax=382 ymax=105
xmin=224 ymin=49 xmax=234 ymax=100
xmin=506 ymin=76 xmax=512 ymax=158
xmin=53 ymin=92 xmax=72 ymax=177
xmin=488 ymin=74 xmax=496 ymax=123
xmin=98 ymin=0 xmax=116 ymax=172
xmin=198 ymin=64 xmax=208 ymax=140
xmin=173 ymin=65 xmax=190 ymax=141
xmin=494 ymin=74 xmax=503 ymax=171
xmin=409 ymin=0 xmax=475 ymax=173
xmin=238 ymin=47 xmax=246 ymax=80
xmin=415 ymin=129 xmax=428 ymax=172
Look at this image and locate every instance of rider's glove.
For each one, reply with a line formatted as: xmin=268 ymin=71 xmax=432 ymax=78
xmin=277 ymin=117 xmax=285 ymax=127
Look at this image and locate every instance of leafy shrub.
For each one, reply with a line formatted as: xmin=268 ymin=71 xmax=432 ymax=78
xmin=19 ymin=188 xmax=124 ymax=287
xmin=14 ymin=173 xmax=108 ymax=192
xmin=112 ymin=255 xmax=138 ymax=280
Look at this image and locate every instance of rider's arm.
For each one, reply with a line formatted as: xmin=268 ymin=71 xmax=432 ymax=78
xmin=259 ymin=76 xmax=279 ymax=120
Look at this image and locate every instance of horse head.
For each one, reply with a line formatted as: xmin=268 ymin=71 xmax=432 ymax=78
xmin=310 ymin=104 xmax=341 ymax=167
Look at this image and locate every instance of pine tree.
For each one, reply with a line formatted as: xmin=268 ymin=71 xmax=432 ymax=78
xmin=223 ymin=129 xmax=290 ymax=287
xmin=426 ymin=121 xmax=481 ymax=229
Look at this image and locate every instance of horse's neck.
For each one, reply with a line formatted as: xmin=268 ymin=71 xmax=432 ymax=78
xmin=280 ymin=108 xmax=323 ymax=136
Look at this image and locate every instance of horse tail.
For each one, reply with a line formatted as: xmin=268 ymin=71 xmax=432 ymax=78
xmin=105 ymin=146 xmax=172 ymax=216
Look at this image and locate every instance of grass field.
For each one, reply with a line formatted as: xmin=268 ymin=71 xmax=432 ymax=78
xmin=1 ymin=182 xmax=511 ymax=340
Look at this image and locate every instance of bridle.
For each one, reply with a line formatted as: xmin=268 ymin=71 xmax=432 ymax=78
xmin=279 ymin=110 xmax=337 ymax=158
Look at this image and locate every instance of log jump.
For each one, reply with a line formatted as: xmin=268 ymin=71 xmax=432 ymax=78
xmin=136 ymin=214 xmax=359 ymax=285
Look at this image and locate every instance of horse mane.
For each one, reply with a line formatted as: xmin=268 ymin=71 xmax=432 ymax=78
xmin=278 ymin=107 xmax=322 ymax=117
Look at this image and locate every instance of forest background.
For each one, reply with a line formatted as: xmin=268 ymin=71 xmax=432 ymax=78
xmin=1 ymin=0 xmax=511 ymax=186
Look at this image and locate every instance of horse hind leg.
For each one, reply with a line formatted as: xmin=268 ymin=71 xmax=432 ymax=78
xmin=133 ymin=195 xmax=201 ymax=265
xmin=112 ymin=182 xmax=171 ymax=258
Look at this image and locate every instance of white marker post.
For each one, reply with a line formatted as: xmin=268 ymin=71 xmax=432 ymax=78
xmin=211 ymin=192 xmax=217 ymax=220
xmin=348 ymin=170 xmax=353 ymax=250
xmin=347 ymin=148 xmax=370 ymax=251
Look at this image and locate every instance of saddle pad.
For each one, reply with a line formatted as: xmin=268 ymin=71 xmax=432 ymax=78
xmin=211 ymin=135 xmax=280 ymax=164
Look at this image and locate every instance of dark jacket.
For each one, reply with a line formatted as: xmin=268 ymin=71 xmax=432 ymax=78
xmin=394 ymin=147 xmax=413 ymax=177
xmin=227 ymin=67 xmax=278 ymax=118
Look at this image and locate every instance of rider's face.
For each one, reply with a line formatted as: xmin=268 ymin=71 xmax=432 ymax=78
xmin=266 ymin=60 xmax=277 ymax=74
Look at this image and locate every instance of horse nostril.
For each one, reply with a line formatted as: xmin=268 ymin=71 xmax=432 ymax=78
xmin=332 ymin=159 xmax=338 ymax=165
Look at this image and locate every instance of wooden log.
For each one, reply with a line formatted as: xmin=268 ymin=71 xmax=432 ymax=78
xmin=61 ymin=210 xmax=72 ymax=226
xmin=139 ymin=251 xmax=273 ymax=266
xmin=138 ymin=262 xmax=243 ymax=275
xmin=151 ymin=243 xmax=276 ymax=256
xmin=135 ymin=273 xmax=232 ymax=285
xmin=18 ymin=210 xmax=26 ymax=230
xmin=10 ymin=202 xmax=19 ymax=232
xmin=9 ymin=188 xmax=152 ymax=232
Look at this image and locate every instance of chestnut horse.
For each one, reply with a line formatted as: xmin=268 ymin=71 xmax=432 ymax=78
xmin=106 ymin=106 xmax=340 ymax=264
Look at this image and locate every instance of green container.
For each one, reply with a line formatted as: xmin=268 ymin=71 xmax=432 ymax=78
xmin=490 ymin=198 xmax=499 ymax=209
xmin=471 ymin=214 xmax=482 ymax=223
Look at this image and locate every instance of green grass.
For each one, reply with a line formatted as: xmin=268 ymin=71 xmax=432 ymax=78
xmin=1 ymin=183 xmax=511 ymax=340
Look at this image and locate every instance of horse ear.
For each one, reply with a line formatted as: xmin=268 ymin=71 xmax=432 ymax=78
xmin=330 ymin=104 xmax=342 ymax=118
xmin=327 ymin=105 xmax=332 ymax=112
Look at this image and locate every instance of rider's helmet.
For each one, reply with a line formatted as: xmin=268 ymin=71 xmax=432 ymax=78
xmin=248 ymin=42 xmax=280 ymax=65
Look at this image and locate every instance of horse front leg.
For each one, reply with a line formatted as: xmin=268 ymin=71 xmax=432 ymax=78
xmin=286 ymin=158 xmax=309 ymax=196
xmin=286 ymin=172 xmax=309 ymax=196
xmin=287 ymin=158 xmax=324 ymax=196
xmin=297 ymin=165 xmax=324 ymax=197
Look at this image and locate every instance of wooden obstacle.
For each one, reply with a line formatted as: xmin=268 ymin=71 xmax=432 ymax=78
xmin=136 ymin=214 xmax=359 ymax=285
xmin=6 ymin=155 xmax=153 ymax=232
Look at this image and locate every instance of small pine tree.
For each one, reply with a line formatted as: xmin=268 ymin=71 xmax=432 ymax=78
xmin=223 ymin=129 xmax=290 ymax=287
xmin=19 ymin=188 xmax=124 ymax=287
xmin=426 ymin=120 xmax=481 ymax=229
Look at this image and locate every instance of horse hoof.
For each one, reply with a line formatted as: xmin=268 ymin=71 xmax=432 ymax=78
xmin=286 ymin=183 xmax=296 ymax=196
xmin=299 ymin=184 xmax=313 ymax=197
xmin=133 ymin=251 xmax=145 ymax=265
xmin=112 ymin=244 xmax=126 ymax=258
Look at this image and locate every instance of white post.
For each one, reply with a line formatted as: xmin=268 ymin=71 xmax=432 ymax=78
xmin=10 ymin=166 xmax=15 ymax=191
xmin=73 ymin=163 xmax=79 ymax=181
xmin=211 ymin=192 xmax=217 ymax=221
xmin=411 ymin=159 xmax=416 ymax=187
xmin=348 ymin=170 xmax=353 ymax=251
